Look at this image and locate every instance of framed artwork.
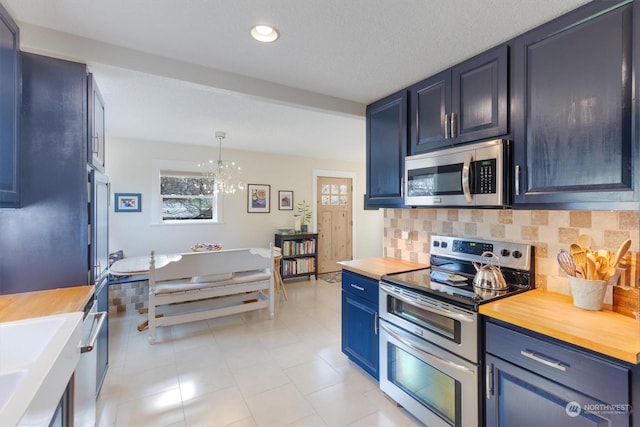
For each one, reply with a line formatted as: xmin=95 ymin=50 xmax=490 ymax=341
xmin=278 ymin=190 xmax=293 ymax=210
xmin=247 ymin=184 xmax=270 ymax=213
xmin=114 ymin=193 xmax=141 ymax=212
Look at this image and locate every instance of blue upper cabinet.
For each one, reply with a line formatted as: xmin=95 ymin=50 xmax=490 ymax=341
xmin=365 ymin=90 xmax=407 ymax=209
xmin=0 ymin=3 xmax=20 ymax=208
xmin=88 ymin=73 xmax=106 ymax=173
xmin=0 ymin=53 xmax=89 ymax=294
xmin=512 ymin=0 xmax=639 ymax=209
xmin=409 ymin=45 xmax=508 ymax=155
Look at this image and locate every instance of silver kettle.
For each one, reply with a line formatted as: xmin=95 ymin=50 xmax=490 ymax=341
xmin=473 ymin=251 xmax=507 ymax=290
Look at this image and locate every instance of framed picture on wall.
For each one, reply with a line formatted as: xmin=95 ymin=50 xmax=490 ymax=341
xmin=247 ymin=184 xmax=270 ymax=213
xmin=114 ymin=193 xmax=141 ymax=212
xmin=278 ymin=190 xmax=293 ymax=210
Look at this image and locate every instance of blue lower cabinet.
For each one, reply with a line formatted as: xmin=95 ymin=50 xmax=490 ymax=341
xmin=341 ymin=270 xmax=379 ymax=380
xmin=485 ymin=320 xmax=631 ymax=426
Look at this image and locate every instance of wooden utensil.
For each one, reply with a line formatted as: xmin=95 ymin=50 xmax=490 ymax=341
xmin=578 ymin=234 xmax=591 ymax=250
xmin=585 ymin=253 xmax=597 ymax=280
xmin=569 ymin=244 xmax=587 ymax=278
xmin=595 ymin=255 xmax=610 ymax=280
xmin=611 ymin=239 xmax=631 ymax=268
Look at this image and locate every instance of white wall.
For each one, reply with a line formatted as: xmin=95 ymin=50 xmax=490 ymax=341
xmin=106 ymin=137 xmax=383 ymax=260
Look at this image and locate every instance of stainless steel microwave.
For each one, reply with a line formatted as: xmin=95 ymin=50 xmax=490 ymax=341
xmin=404 ymin=139 xmax=510 ymax=207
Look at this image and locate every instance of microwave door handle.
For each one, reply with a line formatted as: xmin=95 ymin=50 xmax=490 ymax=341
xmin=462 ymin=153 xmax=473 ymax=204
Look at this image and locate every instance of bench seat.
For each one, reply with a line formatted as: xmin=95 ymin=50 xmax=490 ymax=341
xmin=147 ymin=247 xmax=274 ymax=343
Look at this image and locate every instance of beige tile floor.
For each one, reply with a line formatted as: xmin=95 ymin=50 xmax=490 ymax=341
xmin=96 ymin=278 xmax=424 ymax=427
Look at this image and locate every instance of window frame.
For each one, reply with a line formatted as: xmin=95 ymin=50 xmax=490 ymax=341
xmin=151 ymin=160 xmax=224 ymax=225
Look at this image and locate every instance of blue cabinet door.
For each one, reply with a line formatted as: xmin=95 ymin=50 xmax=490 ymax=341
xmin=486 ymin=353 xmax=630 ymax=426
xmin=365 ymin=90 xmax=407 ymax=209
xmin=512 ymin=0 xmax=638 ymax=208
xmin=0 ymin=3 xmax=20 ymax=208
xmin=341 ymin=291 xmax=378 ymax=379
xmin=409 ymin=70 xmax=451 ymax=153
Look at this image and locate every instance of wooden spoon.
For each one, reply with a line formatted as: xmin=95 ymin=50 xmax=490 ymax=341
xmin=586 ymin=252 xmax=597 ymax=280
xmin=578 ymin=234 xmax=591 ymax=250
xmin=569 ymin=244 xmax=587 ymax=277
xmin=611 ymin=239 xmax=631 ymax=268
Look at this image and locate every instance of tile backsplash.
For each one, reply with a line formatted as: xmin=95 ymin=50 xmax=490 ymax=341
xmin=383 ymin=209 xmax=639 ymax=296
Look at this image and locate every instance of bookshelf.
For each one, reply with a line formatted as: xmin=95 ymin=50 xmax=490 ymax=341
xmin=274 ymin=232 xmax=318 ymax=280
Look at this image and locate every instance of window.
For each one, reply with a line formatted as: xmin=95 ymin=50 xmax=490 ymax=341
xmin=160 ymin=172 xmax=218 ymax=221
xmin=151 ymin=160 xmax=223 ymax=225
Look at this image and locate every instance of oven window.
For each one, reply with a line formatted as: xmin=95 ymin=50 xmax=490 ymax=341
xmin=389 ymin=297 xmax=460 ymax=343
xmin=407 ymin=164 xmax=463 ymax=196
xmin=389 ymin=342 xmax=460 ymax=426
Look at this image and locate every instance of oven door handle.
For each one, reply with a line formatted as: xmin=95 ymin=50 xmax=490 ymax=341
xmin=380 ymin=322 xmax=475 ymax=375
xmin=380 ymin=283 xmax=474 ymax=323
xmin=81 ymin=311 xmax=107 ymax=353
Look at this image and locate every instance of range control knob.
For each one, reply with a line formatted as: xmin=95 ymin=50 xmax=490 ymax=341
xmin=512 ymin=250 xmax=522 ymax=259
xmin=433 ymin=241 xmax=440 ymax=247
xmin=441 ymin=241 xmax=448 ymax=248
xmin=500 ymin=249 xmax=510 ymax=257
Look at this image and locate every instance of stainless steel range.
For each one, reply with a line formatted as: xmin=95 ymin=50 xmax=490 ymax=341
xmin=378 ymin=235 xmax=534 ymax=427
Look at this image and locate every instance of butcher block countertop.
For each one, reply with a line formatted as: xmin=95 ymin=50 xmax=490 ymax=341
xmin=480 ymin=289 xmax=640 ymax=365
xmin=0 ymin=286 xmax=94 ymax=323
xmin=337 ymin=257 xmax=428 ymax=280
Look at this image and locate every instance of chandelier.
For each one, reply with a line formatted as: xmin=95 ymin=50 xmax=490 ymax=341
xmin=201 ymin=131 xmax=245 ymax=195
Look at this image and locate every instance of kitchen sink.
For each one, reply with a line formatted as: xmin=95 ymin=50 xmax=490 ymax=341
xmin=0 ymin=312 xmax=83 ymax=426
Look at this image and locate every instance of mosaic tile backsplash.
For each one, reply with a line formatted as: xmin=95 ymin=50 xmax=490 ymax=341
xmin=383 ymin=209 xmax=639 ymax=296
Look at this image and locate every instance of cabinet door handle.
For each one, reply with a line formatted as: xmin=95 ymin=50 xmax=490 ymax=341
xmin=451 ymin=113 xmax=457 ymax=138
xmin=350 ymin=283 xmax=365 ymax=292
xmin=92 ymin=134 xmax=100 ymax=154
xmin=486 ymin=364 xmax=493 ymax=398
xmin=515 ymin=164 xmax=521 ymax=196
xmin=374 ymin=312 xmax=378 ymax=335
xmin=444 ymin=114 xmax=450 ymax=139
xmin=520 ymin=350 xmax=567 ymax=372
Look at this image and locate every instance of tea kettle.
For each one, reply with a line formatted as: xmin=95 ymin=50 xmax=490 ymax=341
xmin=473 ymin=251 xmax=508 ymax=290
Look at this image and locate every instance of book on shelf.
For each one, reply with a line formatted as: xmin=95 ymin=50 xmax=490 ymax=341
xmin=282 ymin=257 xmax=316 ymax=276
xmin=281 ymin=239 xmax=316 ymax=257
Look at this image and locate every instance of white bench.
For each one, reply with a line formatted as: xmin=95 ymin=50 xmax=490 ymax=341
xmin=147 ymin=247 xmax=274 ymax=344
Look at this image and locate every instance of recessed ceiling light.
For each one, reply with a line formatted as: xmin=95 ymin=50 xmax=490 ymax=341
xmin=251 ymin=24 xmax=279 ymax=43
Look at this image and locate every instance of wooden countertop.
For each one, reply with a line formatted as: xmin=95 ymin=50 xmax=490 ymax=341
xmin=480 ymin=289 xmax=640 ymax=365
xmin=337 ymin=257 xmax=428 ymax=280
xmin=0 ymin=286 xmax=94 ymax=323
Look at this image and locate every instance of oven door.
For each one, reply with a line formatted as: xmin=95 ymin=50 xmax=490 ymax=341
xmin=379 ymin=319 xmax=478 ymax=427
xmin=379 ymin=283 xmax=478 ymax=362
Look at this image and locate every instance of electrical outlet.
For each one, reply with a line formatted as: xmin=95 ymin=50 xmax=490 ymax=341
xmin=401 ymin=231 xmax=410 ymax=240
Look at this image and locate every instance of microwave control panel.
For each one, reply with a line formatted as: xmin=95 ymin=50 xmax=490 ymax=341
xmin=472 ymin=159 xmax=496 ymax=194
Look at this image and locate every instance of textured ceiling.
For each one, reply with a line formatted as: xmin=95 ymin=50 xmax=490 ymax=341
xmin=3 ymin=0 xmax=592 ymax=161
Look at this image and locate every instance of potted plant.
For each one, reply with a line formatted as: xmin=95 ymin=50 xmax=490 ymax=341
xmin=294 ymin=200 xmax=312 ymax=232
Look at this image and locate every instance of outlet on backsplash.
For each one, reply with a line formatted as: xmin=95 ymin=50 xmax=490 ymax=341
xmin=383 ymin=208 xmax=640 ymax=301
